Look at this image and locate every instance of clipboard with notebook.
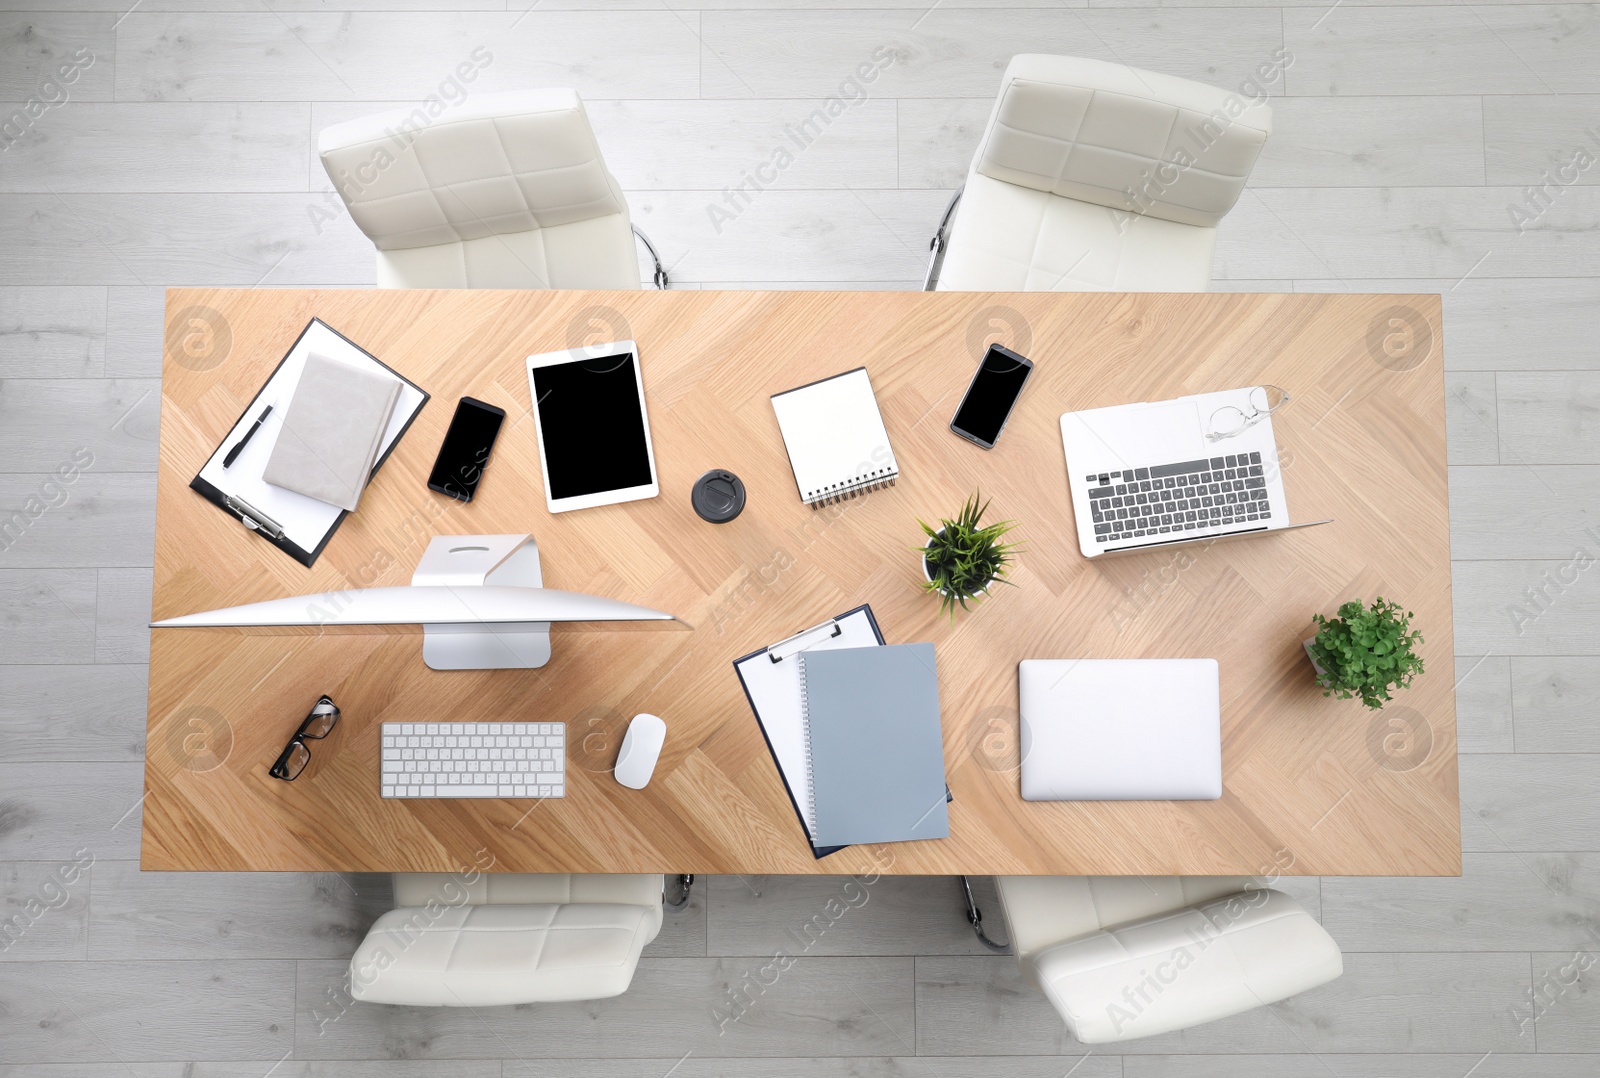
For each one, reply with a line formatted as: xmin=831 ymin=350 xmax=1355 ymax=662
xmin=189 ymin=318 xmax=429 ymax=568
xmin=771 ymin=367 xmax=900 ymax=508
xmin=733 ymin=606 xmax=949 ymax=857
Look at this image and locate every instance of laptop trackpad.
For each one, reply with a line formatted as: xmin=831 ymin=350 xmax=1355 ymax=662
xmin=1069 ymin=399 xmax=1207 ymax=469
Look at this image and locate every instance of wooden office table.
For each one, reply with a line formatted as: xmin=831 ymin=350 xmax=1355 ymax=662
xmin=145 ymin=288 xmax=1459 ymax=877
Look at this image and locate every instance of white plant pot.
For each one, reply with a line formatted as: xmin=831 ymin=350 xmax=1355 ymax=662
xmin=1303 ymin=637 xmax=1326 ymax=677
xmin=922 ymin=529 xmax=993 ymax=599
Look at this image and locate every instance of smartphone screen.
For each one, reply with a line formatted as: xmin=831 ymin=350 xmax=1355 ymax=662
xmin=950 ymin=344 xmax=1034 ymax=448
xmin=427 ymin=396 xmax=505 ymax=502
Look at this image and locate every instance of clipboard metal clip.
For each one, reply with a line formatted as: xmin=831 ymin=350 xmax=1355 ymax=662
xmin=224 ymin=494 xmax=286 ymax=541
xmin=768 ymin=619 xmax=842 ymax=663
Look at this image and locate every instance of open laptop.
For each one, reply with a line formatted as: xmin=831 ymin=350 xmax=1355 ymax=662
xmin=1019 ymin=659 xmax=1221 ymax=801
xmin=1060 ymin=386 xmax=1330 ymax=558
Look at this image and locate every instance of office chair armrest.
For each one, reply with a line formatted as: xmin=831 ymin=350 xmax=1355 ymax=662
xmin=923 ymin=187 xmax=964 ymax=291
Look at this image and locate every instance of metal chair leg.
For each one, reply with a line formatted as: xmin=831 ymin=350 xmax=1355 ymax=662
xmin=632 ymin=224 xmax=669 ymax=289
xmin=664 ymin=873 xmax=694 ymax=909
xmin=960 ymin=875 xmax=1010 ymax=953
xmin=922 ymin=187 xmax=964 ymax=292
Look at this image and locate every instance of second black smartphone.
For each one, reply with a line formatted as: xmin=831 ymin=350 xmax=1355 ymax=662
xmin=950 ymin=343 xmax=1034 ymax=449
xmin=427 ymin=396 xmax=506 ymax=502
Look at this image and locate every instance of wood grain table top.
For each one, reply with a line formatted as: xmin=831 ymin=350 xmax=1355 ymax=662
xmin=144 ymin=287 xmax=1459 ymax=876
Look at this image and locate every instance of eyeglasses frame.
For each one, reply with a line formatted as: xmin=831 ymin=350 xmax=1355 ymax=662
xmin=268 ymin=695 xmax=341 ymax=781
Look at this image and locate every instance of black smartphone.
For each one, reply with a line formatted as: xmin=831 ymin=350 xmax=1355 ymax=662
xmin=427 ymin=396 xmax=506 ymax=502
xmin=950 ymin=343 xmax=1034 ymax=449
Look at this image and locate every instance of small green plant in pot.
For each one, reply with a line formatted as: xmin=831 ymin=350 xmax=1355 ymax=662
xmin=1305 ymin=596 xmax=1424 ymax=710
xmin=918 ymin=493 xmax=1020 ymax=619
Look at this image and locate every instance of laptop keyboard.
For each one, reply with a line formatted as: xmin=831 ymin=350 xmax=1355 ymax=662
xmin=1086 ymin=451 xmax=1271 ymax=545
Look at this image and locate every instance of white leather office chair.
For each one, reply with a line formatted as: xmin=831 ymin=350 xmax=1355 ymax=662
xmin=926 ymin=55 xmax=1271 ymax=292
xmin=982 ymin=875 xmax=1342 ymax=1043
xmin=348 ymin=873 xmax=668 ymax=1006
xmin=318 ymin=89 xmax=667 ymax=290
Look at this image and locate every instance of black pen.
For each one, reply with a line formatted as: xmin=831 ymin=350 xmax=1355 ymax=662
xmin=222 ymin=401 xmax=274 ymax=468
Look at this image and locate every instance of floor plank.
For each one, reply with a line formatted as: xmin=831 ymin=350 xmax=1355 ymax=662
xmin=114 ymin=11 xmax=702 ymax=101
xmin=698 ymin=9 xmax=1285 ymax=100
xmin=505 ymin=1058 xmax=1121 ymax=1077
xmin=1529 ymin=948 xmax=1600 ymax=1051
xmin=1124 ymin=1056 xmax=1600 ymax=1077
xmin=88 ymin=862 xmax=389 ymax=960
xmin=0 ymin=960 xmax=294 ymax=1063
xmin=1322 ymin=852 xmax=1600 ymax=951
xmin=0 ymin=762 xmax=144 ymax=862
xmin=295 ymin=956 xmax=915 ymax=1058
xmin=0 ymin=569 xmax=98 ymax=664
xmin=1496 ymin=371 xmax=1600 ymax=463
xmin=1254 ymin=97 xmax=1486 ymax=187
xmin=1460 ymin=754 xmax=1600 ymax=851
xmin=0 ymin=13 xmax=114 ymax=103
xmin=1452 ymin=560 xmax=1600 ymax=656
xmin=1450 ymin=465 xmax=1600 ymax=559
xmin=94 ymin=567 xmax=153 ymax=664
xmin=0 ymin=103 xmax=311 ymax=194
xmin=0 ymin=474 xmax=156 ymax=569
xmin=0 ymin=287 xmax=105 ymax=378
xmin=1512 ymin=655 xmax=1600 ymax=752
xmin=1284 ymin=6 xmax=1600 ymax=96
xmin=1454 ymin=652 xmax=1514 ymax=753
xmin=707 ymin=874 xmax=997 ymax=957
xmin=915 ymin=951 xmax=1533 ymax=1054
xmin=0 ymin=858 xmax=92 ymax=962
xmin=0 ymin=664 xmax=146 ymax=762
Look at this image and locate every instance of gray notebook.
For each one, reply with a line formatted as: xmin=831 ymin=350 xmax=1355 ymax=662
xmin=262 ymin=350 xmax=401 ymax=512
xmin=799 ymin=642 xmax=948 ymax=846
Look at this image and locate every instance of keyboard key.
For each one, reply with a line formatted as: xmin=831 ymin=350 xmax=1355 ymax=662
xmin=1088 ymin=486 xmax=1114 ymax=500
xmin=1225 ymin=455 xmax=1237 ymax=468
xmin=1151 ymin=459 xmax=1211 ymax=478
xmin=1135 ymin=467 xmax=1150 ymax=480
xmin=1210 ymin=457 xmax=1224 ymax=468
xmin=1245 ymin=477 xmax=1266 ymax=489
xmin=1250 ymin=451 xmax=1262 ymax=464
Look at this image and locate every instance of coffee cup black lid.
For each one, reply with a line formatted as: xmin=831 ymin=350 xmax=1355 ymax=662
xmin=691 ymin=470 xmax=746 ymax=523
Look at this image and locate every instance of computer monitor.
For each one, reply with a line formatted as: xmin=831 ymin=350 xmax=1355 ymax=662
xmin=150 ymin=534 xmax=680 ymax=670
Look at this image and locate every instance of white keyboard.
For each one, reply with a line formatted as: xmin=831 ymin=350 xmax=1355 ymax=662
xmin=381 ymin=722 xmax=565 ymax=799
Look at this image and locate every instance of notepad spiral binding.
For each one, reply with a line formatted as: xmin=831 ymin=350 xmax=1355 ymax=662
xmin=804 ymin=468 xmax=898 ymax=510
xmin=795 ymin=651 xmax=820 ymax=836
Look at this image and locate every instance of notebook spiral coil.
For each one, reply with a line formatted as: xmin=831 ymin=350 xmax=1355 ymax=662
xmin=805 ymin=471 xmax=898 ymax=510
xmin=796 ymin=652 xmax=819 ymax=835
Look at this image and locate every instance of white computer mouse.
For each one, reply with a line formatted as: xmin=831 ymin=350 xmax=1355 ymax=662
xmin=614 ymin=713 xmax=666 ymax=790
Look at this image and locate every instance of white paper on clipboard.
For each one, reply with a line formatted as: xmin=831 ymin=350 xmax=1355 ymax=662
xmin=735 ymin=609 xmax=882 ymax=840
xmin=194 ymin=320 xmax=426 ymax=554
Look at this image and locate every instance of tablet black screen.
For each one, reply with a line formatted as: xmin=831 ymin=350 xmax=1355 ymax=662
xmin=532 ymin=352 xmax=654 ymax=500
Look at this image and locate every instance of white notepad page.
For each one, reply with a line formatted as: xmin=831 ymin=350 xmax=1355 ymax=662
xmin=735 ymin=610 xmax=882 ymax=841
xmin=771 ymin=368 xmax=898 ymax=505
xmin=195 ymin=320 xmax=425 ymax=552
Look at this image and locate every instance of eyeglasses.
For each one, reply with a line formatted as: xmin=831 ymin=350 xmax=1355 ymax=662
xmin=269 ymin=695 xmax=340 ymax=781
xmin=1207 ymin=385 xmax=1290 ymax=442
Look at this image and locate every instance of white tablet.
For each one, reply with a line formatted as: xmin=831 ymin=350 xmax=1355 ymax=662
xmin=526 ymin=340 xmax=659 ymax=513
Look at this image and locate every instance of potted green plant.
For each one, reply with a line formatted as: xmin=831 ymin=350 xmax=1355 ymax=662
xmin=918 ymin=493 xmax=1020 ymax=619
xmin=1304 ymin=597 xmax=1425 ymax=710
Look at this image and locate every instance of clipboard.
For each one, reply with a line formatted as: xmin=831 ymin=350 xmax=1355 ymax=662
xmin=734 ymin=605 xmax=884 ymax=859
xmin=188 ymin=318 xmax=430 ymax=568
xmin=733 ymin=605 xmax=952 ymax=859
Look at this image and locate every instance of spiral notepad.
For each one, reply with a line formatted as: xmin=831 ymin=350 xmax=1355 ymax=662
xmin=798 ymin=642 xmax=948 ymax=847
xmin=771 ymin=368 xmax=899 ymax=508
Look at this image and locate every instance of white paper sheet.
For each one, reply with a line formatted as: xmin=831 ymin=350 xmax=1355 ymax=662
xmin=735 ymin=609 xmax=882 ymax=841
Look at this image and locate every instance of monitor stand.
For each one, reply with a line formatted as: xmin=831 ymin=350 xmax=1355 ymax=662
xmin=410 ymin=534 xmax=551 ymax=670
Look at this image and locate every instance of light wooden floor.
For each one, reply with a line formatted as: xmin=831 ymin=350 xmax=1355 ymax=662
xmin=1 ymin=2 xmax=1597 ymax=1074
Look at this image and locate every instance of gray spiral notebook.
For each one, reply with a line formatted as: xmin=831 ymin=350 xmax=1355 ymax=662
xmin=798 ymin=642 xmax=949 ymax=846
